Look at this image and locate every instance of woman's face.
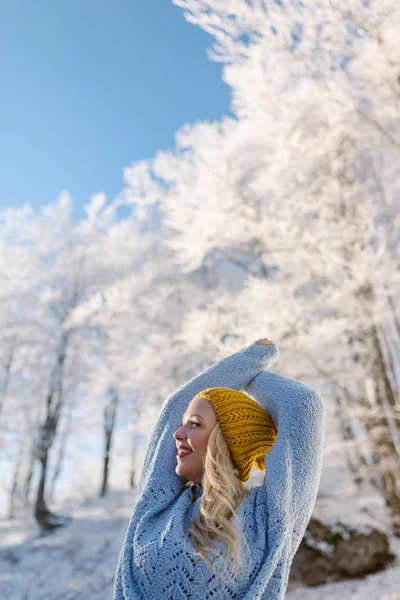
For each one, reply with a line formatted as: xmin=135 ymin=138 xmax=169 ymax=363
xmin=173 ymin=396 xmax=218 ymax=485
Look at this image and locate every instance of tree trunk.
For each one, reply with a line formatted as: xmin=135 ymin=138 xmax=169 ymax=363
xmin=35 ymin=450 xmax=50 ymax=521
xmin=0 ymin=345 xmax=14 ymax=423
xmin=8 ymin=438 xmax=25 ymax=518
xmin=366 ymin=321 xmax=400 ymax=535
xmin=22 ymin=442 xmax=36 ymax=507
xmin=334 ymin=137 xmax=400 ymax=534
xmin=99 ymin=386 xmax=119 ymax=498
xmin=129 ymin=401 xmax=140 ymax=489
xmin=333 ymin=389 xmax=368 ymax=486
xmin=129 ymin=424 xmax=139 ymax=488
xmin=49 ymin=403 xmax=72 ymax=504
xmin=34 ymin=333 xmax=68 ymax=528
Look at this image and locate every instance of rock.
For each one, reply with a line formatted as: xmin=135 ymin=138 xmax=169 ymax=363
xmin=288 ymin=517 xmax=397 ymax=589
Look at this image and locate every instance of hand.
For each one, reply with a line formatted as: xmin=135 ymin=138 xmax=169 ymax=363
xmin=255 ymin=337 xmax=275 ymax=346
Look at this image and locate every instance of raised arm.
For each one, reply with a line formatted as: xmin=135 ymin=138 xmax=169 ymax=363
xmin=136 ymin=340 xmax=280 ymax=505
xmin=244 ymin=370 xmax=325 ymax=562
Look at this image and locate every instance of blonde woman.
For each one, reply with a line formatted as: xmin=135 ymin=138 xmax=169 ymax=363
xmin=113 ymin=338 xmax=325 ymax=599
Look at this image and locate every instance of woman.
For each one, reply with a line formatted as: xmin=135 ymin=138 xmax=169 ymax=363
xmin=113 ymin=338 xmax=325 ymax=600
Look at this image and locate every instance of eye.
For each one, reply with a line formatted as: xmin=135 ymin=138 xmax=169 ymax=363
xmin=190 ymin=421 xmax=200 ymax=428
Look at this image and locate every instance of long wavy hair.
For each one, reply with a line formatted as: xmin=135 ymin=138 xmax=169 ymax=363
xmin=183 ymin=421 xmax=252 ymax=584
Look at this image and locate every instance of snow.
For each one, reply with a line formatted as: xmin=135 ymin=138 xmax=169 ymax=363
xmin=0 ymin=489 xmax=135 ymax=600
xmin=0 ymin=488 xmax=399 ymax=600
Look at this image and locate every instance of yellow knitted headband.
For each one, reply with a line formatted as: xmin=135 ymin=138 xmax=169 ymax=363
xmin=193 ymin=387 xmax=277 ymax=482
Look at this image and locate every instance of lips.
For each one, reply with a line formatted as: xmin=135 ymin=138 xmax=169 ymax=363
xmin=176 ymin=446 xmax=193 ymax=459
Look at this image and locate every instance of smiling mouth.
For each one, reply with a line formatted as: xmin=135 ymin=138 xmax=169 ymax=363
xmin=177 ymin=451 xmax=193 ymax=459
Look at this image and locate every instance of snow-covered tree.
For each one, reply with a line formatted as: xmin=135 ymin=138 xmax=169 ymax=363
xmin=110 ymin=0 xmax=400 ymax=531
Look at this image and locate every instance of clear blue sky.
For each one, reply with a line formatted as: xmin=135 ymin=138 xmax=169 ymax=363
xmin=0 ymin=0 xmax=232 ymax=221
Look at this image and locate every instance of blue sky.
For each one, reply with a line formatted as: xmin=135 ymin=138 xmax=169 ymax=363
xmin=0 ymin=0 xmax=232 ymax=221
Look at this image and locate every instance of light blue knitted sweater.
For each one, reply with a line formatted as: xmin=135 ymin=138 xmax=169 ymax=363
xmin=113 ymin=341 xmax=325 ymax=599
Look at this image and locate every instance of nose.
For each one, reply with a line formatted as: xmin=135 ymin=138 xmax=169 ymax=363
xmin=173 ymin=424 xmax=186 ymax=441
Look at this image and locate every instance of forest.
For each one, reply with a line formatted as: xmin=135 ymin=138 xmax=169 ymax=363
xmin=0 ymin=1 xmax=399 ymax=598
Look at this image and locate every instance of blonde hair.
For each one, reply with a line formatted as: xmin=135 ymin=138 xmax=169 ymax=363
xmin=183 ymin=422 xmax=251 ymax=584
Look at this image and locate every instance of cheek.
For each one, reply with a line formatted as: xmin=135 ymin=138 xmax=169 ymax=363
xmin=194 ymin=432 xmax=211 ymax=455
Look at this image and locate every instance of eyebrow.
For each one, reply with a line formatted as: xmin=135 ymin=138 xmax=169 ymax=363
xmin=182 ymin=413 xmax=204 ymax=422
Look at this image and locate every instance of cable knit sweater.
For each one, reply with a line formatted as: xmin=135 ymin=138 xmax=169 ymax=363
xmin=113 ymin=341 xmax=325 ymax=599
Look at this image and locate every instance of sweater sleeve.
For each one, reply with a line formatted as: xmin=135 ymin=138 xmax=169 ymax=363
xmin=136 ymin=342 xmax=279 ymax=508
xmin=244 ymin=370 xmax=325 ymax=561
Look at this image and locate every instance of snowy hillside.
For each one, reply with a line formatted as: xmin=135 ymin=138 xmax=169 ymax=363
xmin=1 ymin=487 xmax=399 ymax=600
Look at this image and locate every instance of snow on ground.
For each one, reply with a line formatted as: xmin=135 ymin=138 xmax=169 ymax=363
xmin=0 ymin=489 xmax=135 ymax=600
xmin=0 ymin=488 xmax=399 ymax=600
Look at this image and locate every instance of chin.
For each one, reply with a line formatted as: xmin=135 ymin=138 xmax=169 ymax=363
xmin=176 ymin=466 xmax=188 ymax=478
